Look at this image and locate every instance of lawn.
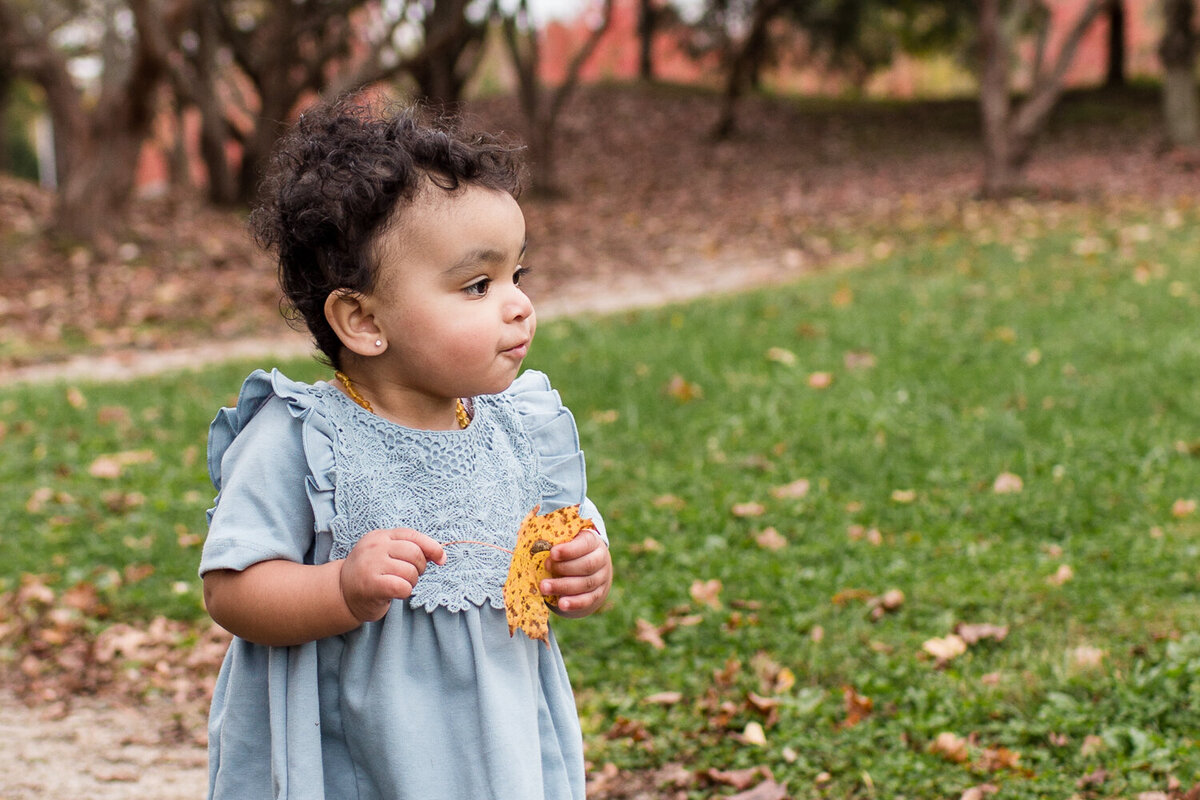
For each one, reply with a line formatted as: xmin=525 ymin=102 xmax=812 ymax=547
xmin=3 ymin=198 xmax=1199 ymax=798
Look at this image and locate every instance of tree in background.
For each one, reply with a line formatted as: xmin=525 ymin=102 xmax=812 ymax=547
xmin=497 ymin=0 xmax=615 ymax=194
xmin=701 ymin=0 xmax=973 ymax=139
xmin=977 ymin=0 xmax=1106 ymax=196
xmin=175 ymin=0 xmax=432 ymax=205
xmin=1158 ymin=0 xmax=1197 ymax=148
xmin=407 ymin=0 xmax=490 ymax=106
xmin=0 ymin=0 xmax=175 ymax=242
xmin=1105 ymin=0 xmax=1126 ymax=87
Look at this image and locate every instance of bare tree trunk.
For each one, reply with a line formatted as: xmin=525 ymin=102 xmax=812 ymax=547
xmin=0 ymin=68 xmax=11 ymax=174
xmin=0 ymin=0 xmax=171 ymax=242
xmin=1159 ymin=0 xmax=1198 ymax=148
xmin=637 ymin=0 xmax=657 ymax=82
xmin=978 ymin=0 xmax=1105 ymax=197
xmin=409 ymin=0 xmax=486 ymax=109
xmin=499 ymin=0 xmax=615 ymax=195
xmin=1105 ymin=0 xmax=1126 ymax=87
xmin=979 ymin=0 xmax=1016 ymax=193
xmin=711 ymin=0 xmax=785 ymax=140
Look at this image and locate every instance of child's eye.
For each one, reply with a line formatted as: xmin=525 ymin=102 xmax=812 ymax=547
xmin=513 ymin=266 xmax=531 ymax=285
xmin=464 ymin=278 xmax=491 ymax=296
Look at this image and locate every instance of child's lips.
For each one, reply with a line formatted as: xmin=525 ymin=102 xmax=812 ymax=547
xmin=502 ymin=340 xmax=530 ymax=359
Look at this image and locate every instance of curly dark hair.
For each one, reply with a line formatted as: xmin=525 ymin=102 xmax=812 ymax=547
xmin=250 ymin=95 xmax=526 ymax=368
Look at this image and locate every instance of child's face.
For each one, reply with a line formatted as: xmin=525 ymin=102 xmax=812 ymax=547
xmin=367 ymin=183 xmax=535 ymax=400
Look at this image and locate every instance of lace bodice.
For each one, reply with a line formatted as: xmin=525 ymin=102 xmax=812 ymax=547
xmin=312 ymin=384 xmax=544 ymax=611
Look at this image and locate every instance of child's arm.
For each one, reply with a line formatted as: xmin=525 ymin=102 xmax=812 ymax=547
xmin=541 ymin=529 xmax=612 ymax=617
xmin=204 ymin=528 xmax=445 ymax=647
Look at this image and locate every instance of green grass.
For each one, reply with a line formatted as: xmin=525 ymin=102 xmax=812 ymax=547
xmin=4 ymin=199 xmax=1200 ymax=797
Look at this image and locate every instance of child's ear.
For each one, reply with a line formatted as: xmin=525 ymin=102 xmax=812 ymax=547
xmin=325 ymin=290 xmax=385 ymax=358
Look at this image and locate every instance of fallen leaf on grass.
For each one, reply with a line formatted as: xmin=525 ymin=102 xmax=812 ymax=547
xmin=605 ymin=717 xmax=652 ymax=743
xmin=847 ymin=524 xmax=884 ymax=545
xmin=635 ymin=618 xmax=666 ymax=649
xmin=732 ymin=502 xmax=766 ymax=517
xmin=750 ymin=652 xmax=795 ymax=693
xmin=807 ymin=371 xmax=833 ymax=389
xmin=705 ymin=766 xmax=773 ymax=790
xmin=839 ymin=686 xmax=873 ymax=728
xmin=960 ymin=785 xmax=999 ymax=800
xmin=930 ymin=731 xmax=970 ymax=763
xmin=1047 ymin=564 xmax=1074 ymax=586
xmin=1071 ymin=645 xmax=1105 ymax=669
xmin=102 ymin=490 xmax=145 ymax=513
xmin=25 ymin=487 xmax=55 ymax=513
xmin=992 ymin=472 xmax=1024 ymax=494
xmin=831 ymin=588 xmax=873 ymax=605
xmin=1077 ymin=768 xmax=1108 ymax=788
xmin=97 ymin=406 xmax=132 ymax=426
xmin=65 ymin=386 xmax=87 ymax=409
xmin=729 ymin=779 xmax=789 ymax=800
xmin=765 ymin=347 xmax=796 ymax=365
xmin=844 ymin=350 xmax=877 ymax=370
xmin=755 ymin=527 xmax=787 ymax=550
xmin=739 ymin=721 xmax=768 ymax=746
xmin=979 ymin=747 xmax=1021 ymax=772
xmin=652 ymin=494 xmax=686 ymax=510
xmin=88 ymin=449 xmax=156 ymax=479
xmin=891 ymin=489 xmax=916 ymax=503
xmin=1173 ymin=499 xmax=1197 ymax=518
xmin=665 ymin=374 xmax=703 ymax=403
xmin=770 ymin=478 xmax=810 ymax=499
xmin=955 ymin=623 xmax=1009 ymax=645
xmin=868 ymin=589 xmax=905 ymax=620
xmin=643 ymin=691 xmax=683 ymax=705
xmin=923 ymin=634 xmax=968 ymax=664
xmin=690 ymin=579 xmax=723 ymax=609
xmin=635 ymin=609 xmax=703 ymax=649
xmin=123 ymin=564 xmax=155 ymax=584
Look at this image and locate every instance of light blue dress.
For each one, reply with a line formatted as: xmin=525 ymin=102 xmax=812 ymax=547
xmin=200 ymin=368 xmax=606 ymax=800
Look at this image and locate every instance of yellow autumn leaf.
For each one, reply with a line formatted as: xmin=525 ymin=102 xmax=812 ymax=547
xmin=503 ymin=504 xmax=592 ymax=646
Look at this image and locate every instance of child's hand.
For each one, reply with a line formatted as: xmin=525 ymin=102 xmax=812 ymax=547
xmin=339 ymin=528 xmax=446 ymax=623
xmin=541 ymin=529 xmax=612 ymax=617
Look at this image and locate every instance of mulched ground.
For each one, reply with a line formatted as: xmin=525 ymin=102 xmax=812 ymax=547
xmin=1 ymin=83 xmax=1192 ymax=375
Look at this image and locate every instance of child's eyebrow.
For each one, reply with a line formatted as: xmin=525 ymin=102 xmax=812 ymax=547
xmin=445 ymin=238 xmax=528 ymax=276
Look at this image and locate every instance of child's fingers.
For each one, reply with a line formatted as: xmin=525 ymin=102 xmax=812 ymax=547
xmin=541 ymin=542 xmax=613 ymax=614
xmin=542 ymin=569 xmax=607 ymax=600
xmin=548 ymin=534 xmax=606 ymax=579
xmin=384 ymin=528 xmax=446 ymax=567
xmin=549 ymin=528 xmax=602 ymax=563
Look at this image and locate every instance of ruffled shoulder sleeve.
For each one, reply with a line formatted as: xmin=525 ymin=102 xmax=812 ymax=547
xmin=504 ymin=370 xmax=607 ymax=542
xmin=201 ymin=369 xmax=340 ymax=574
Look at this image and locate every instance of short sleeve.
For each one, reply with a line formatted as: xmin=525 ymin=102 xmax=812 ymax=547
xmin=200 ymin=395 xmax=319 ymax=574
xmin=505 ymin=370 xmax=608 ymax=543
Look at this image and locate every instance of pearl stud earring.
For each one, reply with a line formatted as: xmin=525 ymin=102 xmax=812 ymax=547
xmin=375 ymin=339 xmax=383 ymax=347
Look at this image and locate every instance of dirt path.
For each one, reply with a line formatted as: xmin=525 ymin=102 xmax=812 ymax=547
xmin=0 ymin=690 xmax=207 ymax=799
xmin=4 ymin=254 xmax=809 ymax=385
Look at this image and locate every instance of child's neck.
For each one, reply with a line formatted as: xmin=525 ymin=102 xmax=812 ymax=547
xmin=333 ymin=367 xmax=464 ymax=431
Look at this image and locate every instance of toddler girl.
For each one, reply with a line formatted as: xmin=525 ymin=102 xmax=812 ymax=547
xmin=200 ymin=96 xmax=612 ymax=800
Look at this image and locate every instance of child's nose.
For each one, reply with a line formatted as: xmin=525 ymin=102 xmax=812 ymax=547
xmin=504 ymin=285 xmax=534 ymax=321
